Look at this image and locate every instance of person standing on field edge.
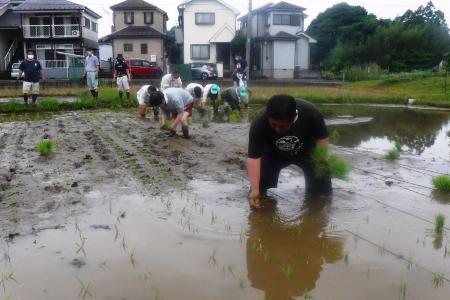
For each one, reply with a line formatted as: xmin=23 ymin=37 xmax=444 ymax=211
xmin=18 ymin=50 xmax=45 ymax=105
xmin=247 ymin=95 xmax=332 ymax=209
xmin=112 ymin=54 xmax=131 ymax=99
xmin=160 ymin=70 xmax=182 ymax=91
xmin=84 ymin=48 xmax=100 ymax=100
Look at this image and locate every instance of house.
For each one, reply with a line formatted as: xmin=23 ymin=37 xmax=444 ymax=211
xmin=0 ymin=0 xmax=22 ymax=73
xmin=178 ymin=0 xmax=239 ymax=74
xmin=239 ymin=1 xmax=316 ymax=79
xmin=14 ymin=0 xmax=101 ymax=78
xmin=102 ymin=0 xmax=168 ymax=68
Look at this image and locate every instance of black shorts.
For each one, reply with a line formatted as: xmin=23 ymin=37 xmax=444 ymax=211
xmin=260 ymin=154 xmax=332 ymax=195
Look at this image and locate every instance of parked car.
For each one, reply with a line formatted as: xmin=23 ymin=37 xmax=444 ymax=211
xmin=191 ymin=63 xmax=217 ymax=80
xmin=10 ymin=62 xmax=21 ymax=79
xmin=124 ymin=58 xmax=162 ymax=79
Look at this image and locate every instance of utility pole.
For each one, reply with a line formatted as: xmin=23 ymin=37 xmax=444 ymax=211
xmin=245 ymin=0 xmax=252 ymax=79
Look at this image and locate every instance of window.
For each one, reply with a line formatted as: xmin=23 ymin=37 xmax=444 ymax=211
xmin=273 ymin=14 xmax=290 ymax=25
xmin=144 ymin=12 xmax=154 ymax=24
xmin=92 ymin=22 xmax=98 ymax=33
xmin=191 ymin=44 xmax=210 ymax=60
xmin=142 ymin=60 xmax=151 ymax=67
xmin=84 ymin=17 xmax=90 ymax=29
xmin=141 ymin=43 xmax=148 ymax=54
xmin=195 ymin=13 xmax=215 ymax=25
xmin=130 ymin=60 xmax=142 ymax=66
xmin=124 ymin=43 xmax=133 ymax=52
xmin=124 ymin=12 xmax=134 ymax=24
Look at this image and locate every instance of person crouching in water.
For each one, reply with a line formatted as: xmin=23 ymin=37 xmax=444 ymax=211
xmin=202 ymin=83 xmax=220 ymax=113
xmin=148 ymin=88 xmax=193 ymax=139
xmin=112 ymin=54 xmax=131 ymax=99
xmin=221 ymin=86 xmax=249 ymax=111
xmin=136 ymin=85 xmax=157 ymax=118
xmin=185 ymin=82 xmax=204 ymax=116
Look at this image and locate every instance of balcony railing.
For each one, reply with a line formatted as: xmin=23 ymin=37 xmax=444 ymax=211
xmin=23 ymin=24 xmax=80 ymax=38
xmin=40 ymin=60 xmax=68 ymax=69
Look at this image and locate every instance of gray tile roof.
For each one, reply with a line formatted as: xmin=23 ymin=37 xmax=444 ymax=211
xmin=256 ymin=31 xmax=299 ymax=41
xmin=0 ymin=9 xmax=20 ymax=28
xmin=271 ymin=1 xmax=305 ymax=11
xmin=111 ymin=0 xmax=167 ymax=16
xmin=102 ymin=26 xmax=165 ymax=42
xmin=15 ymin=0 xmax=84 ymax=11
xmin=239 ymin=1 xmax=306 ymax=20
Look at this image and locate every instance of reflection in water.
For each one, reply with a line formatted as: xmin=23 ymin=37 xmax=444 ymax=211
xmin=320 ymin=106 xmax=450 ymax=155
xmin=246 ymin=196 xmax=343 ymax=300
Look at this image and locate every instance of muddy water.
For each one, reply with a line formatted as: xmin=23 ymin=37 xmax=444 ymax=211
xmin=1 ymin=107 xmax=450 ymax=299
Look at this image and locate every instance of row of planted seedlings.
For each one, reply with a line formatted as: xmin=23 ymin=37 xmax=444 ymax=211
xmin=53 ymin=113 xmax=159 ymax=299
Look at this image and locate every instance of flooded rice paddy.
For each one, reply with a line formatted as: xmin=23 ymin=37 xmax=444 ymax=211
xmin=0 ymin=104 xmax=450 ymax=299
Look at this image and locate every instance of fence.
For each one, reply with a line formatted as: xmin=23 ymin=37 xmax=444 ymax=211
xmin=22 ymin=24 xmax=80 ymax=38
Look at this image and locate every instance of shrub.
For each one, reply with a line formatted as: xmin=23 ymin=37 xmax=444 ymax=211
xmin=384 ymin=149 xmax=400 ymax=160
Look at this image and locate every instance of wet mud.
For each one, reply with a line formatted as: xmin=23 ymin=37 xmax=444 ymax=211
xmin=0 ymin=107 xmax=450 ymax=299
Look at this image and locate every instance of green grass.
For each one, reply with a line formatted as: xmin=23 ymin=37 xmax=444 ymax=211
xmin=36 ymin=139 xmax=53 ymax=156
xmin=0 ymin=87 xmax=138 ymax=113
xmin=432 ymin=175 xmax=450 ymax=193
xmin=384 ymin=148 xmax=400 ymax=160
xmin=435 ymin=214 xmax=445 ymax=235
xmin=312 ymin=145 xmax=350 ymax=181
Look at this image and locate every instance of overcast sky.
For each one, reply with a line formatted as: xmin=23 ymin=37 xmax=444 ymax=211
xmin=72 ymin=0 xmax=450 ymax=38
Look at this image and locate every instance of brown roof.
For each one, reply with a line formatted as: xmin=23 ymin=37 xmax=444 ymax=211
xmin=101 ymin=26 xmax=165 ymax=42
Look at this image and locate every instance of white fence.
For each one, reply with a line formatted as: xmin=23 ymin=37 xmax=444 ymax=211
xmin=23 ymin=24 xmax=80 ymax=38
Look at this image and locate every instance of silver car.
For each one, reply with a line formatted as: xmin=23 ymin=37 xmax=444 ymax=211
xmin=191 ymin=63 xmax=217 ymax=80
xmin=10 ymin=62 xmax=21 ymax=79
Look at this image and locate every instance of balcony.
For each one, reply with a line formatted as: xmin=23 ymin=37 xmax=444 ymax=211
xmin=23 ymin=24 xmax=81 ymax=38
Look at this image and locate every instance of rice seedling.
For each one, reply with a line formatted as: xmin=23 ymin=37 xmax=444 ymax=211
xmin=263 ymin=250 xmax=271 ymax=263
xmin=129 ymin=248 xmax=137 ymax=268
xmin=2 ymin=246 xmax=11 ymax=268
xmin=75 ymin=234 xmax=87 ymax=256
xmin=228 ymin=263 xmax=236 ymax=277
xmin=138 ymin=271 xmax=152 ymax=281
xmin=0 ymin=272 xmax=18 ymax=292
xmin=384 ymin=148 xmax=400 ymax=160
xmin=394 ymin=141 xmax=403 ymax=152
xmin=239 ymin=229 xmax=246 ymax=243
xmin=304 ymin=289 xmax=313 ymax=299
xmin=432 ymin=272 xmax=445 ymax=288
xmin=38 ymin=98 xmax=60 ymax=111
xmin=445 ymin=245 xmax=449 ymax=257
xmin=406 ymin=257 xmax=414 ymax=271
xmin=98 ymin=260 xmax=108 ymax=270
xmin=344 ymin=252 xmax=349 ymax=265
xmin=239 ymin=277 xmax=246 ymax=289
xmin=78 ymin=279 xmax=92 ymax=299
xmin=435 ymin=213 xmax=445 ymax=235
xmin=36 ymin=139 xmax=53 ymax=156
xmin=264 ymin=295 xmax=272 ymax=300
xmin=312 ymin=145 xmax=349 ymax=180
xmin=432 ymin=175 xmax=450 ymax=193
xmin=329 ymin=129 xmax=341 ymax=144
xmin=209 ymin=247 xmax=217 ymax=266
xmin=121 ymin=235 xmax=127 ymax=251
xmin=211 ymin=212 xmax=218 ymax=225
xmin=201 ymin=118 xmax=209 ymax=128
xmin=113 ymin=223 xmax=119 ymax=241
xmin=228 ymin=110 xmax=241 ymax=123
xmin=281 ymin=264 xmax=294 ymax=278
xmin=399 ymin=280 xmax=407 ymax=299
xmin=224 ymin=223 xmax=231 ymax=232
xmin=296 ymin=224 xmax=304 ymax=235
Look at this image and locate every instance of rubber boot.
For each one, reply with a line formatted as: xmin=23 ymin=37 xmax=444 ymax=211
xmin=126 ymin=92 xmax=130 ymax=99
xmin=90 ymin=90 xmax=96 ymax=99
xmin=23 ymin=95 xmax=28 ymax=105
xmin=182 ymin=126 xmax=190 ymax=139
xmin=31 ymin=95 xmax=37 ymax=104
xmin=119 ymin=91 xmax=123 ymax=99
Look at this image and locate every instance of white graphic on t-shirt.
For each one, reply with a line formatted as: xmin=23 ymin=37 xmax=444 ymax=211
xmin=276 ymin=136 xmax=303 ymax=155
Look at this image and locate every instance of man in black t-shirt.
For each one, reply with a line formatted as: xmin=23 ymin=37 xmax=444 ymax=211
xmin=18 ymin=50 xmax=45 ymax=104
xmin=247 ymin=95 xmax=331 ymax=208
xmin=112 ymin=54 xmax=131 ymax=99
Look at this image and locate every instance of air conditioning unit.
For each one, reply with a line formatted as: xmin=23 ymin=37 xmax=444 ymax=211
xmin=72 ymin=30 xmax=79 ymax=36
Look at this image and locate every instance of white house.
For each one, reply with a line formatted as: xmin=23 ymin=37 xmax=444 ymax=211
xmin=178 ymin=0 xmax=239 ymax=73
xmin=239 ymin=1 xmax=316 ymax=79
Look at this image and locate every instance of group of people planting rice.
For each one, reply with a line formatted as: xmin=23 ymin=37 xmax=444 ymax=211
xmin=17 ymin=49 xmax=334 ymax=208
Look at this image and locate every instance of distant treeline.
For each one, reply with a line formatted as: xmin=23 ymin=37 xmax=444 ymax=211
xmin=306 ymin=1 xmax=450 ymax=72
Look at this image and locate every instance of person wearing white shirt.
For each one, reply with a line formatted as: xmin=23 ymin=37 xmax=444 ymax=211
xmin=160 ymin=70 xmax=182 ymax=91
xmin=136 ymin=85 xmax=157 ymax=117
xmin=202 ymin=83 xmax=220 ymax=112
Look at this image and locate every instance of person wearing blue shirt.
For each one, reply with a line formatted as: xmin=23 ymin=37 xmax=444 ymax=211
xmin=18 ymin=51 xmax=45 ymax=105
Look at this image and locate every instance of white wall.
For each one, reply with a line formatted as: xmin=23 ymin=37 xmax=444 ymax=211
xmin=82 ymin=13 xmax=98 ymax=43
xmin=183 ymin=0 xmax=236 ymax=64
xmin=296 ymin=37 xmax=310 ymax=70
xmin=267 ymin=12 xmax=303 ymax=36
xmin=99 ymin=44 xmax=113 ymax=61
xmin=273 ymin=40 xmax=295 ymax=78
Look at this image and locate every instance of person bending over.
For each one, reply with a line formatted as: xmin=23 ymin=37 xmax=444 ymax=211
xmin=247 ymin=95 xmax=332 ymax=209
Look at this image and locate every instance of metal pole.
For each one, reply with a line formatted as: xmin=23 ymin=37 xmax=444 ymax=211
xmin=245 ymin=0 xmax=252 ymax=79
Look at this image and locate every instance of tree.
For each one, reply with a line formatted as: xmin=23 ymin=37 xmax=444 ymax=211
xmin=230 ymin=30 xmax=246 ymax=56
